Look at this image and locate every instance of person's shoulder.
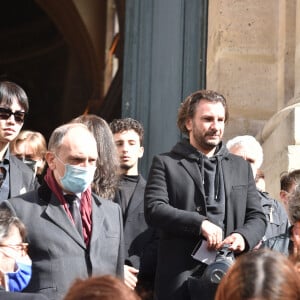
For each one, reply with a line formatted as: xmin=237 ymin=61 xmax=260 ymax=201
xmin=0 ymin=290 xmax=48 ymax=300
xmin=6 ymin=189 xmax=40 ymax=212
xmin=93 ymin=193 xmax=120 ymax=210
xmin=93 ymin=194 xmax=123 ymax=225
xmin=260 ymin=191 xmax=286 ymax=210
xmin=138 ymin=174 xmax=146 ymax=185
xmin=10 ymin=188 xmax=38 ymax=200
xmin=264 ymin=231 xmax=289 ymax=244
xmin=227 ymin=152 xmax=247 ymax=163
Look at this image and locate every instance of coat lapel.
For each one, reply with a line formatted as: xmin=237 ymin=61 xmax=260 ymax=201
xmin=126 ymin=176 xmax=145 ymax=216
xmin=221 ymin=157 xmax=233 ymax=236
xmin=221 ymin=158 xmax=232 ymax=206
xmin=44 ymin=193 xmax=86 ymax=248
xmin=90 ymin=195 xmax=105 ymax=244
xmin=180 ymin=159 xmax=205 ymax=197
xmin=9 ymin=157 xmax=22 ymax=197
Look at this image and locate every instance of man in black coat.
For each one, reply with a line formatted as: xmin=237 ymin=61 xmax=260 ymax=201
xmin=111 ymin=118 xmax=157 ymax=297
xmin=144 ymin=90 xmax=267 ymax=300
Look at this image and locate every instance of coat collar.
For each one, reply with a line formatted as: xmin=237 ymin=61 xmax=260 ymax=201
xmin=38 ymin=184 xmax=104 ymax=249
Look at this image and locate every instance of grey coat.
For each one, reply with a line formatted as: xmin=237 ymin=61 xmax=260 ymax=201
xmin=2 ymin=184 xmax=124 ymax=300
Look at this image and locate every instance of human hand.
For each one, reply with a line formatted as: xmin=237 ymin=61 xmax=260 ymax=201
xmin=218 ymin=233 xmax=245 ymax=252
xmin=124 ymin=265 xmax=139 ymax=290
xmin=201 ymin=220 xmax=223 ymax=249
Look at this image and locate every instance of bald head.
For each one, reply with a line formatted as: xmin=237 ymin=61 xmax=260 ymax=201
xmin=46 ymin=123 xmax=98 ymax=193
xmin=48 ymin=123 xmax=96 ymax=152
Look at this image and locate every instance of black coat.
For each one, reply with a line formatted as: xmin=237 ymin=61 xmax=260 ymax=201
xmin=114 ymin=175 xmax=158 ymax=280
xmin=145 ymin=140 xmax=267 ymax=300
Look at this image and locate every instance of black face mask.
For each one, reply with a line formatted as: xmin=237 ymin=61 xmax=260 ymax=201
xmin=22 ymin=158 xmax=37 ymax=173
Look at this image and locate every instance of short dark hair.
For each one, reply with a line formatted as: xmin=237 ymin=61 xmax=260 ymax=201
xmin=177 ymin=90 xmax=228 ymax=135
xmin=288 ymin=185 xmax=300 ymax=224
xmin=280 ymin=169 xmax=300 ymax=192
xmin=0 ymin=81 xmax=29 ymax=113
xmin=110 ymin=118 xmax=144 ymax=145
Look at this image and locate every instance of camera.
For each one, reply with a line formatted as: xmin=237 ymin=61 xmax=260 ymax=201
xmin=205 ymin=244 xmax=235 ymax=284
xmin=188 ymin=244 xmax=235 ymax=300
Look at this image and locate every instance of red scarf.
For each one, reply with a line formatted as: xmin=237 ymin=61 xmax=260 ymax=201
xmin=44 ymin=168 xmax=92 ymax=246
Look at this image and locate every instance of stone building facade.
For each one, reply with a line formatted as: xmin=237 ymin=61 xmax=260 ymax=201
xmin=207 ymin=0 xmax=300 ymax=198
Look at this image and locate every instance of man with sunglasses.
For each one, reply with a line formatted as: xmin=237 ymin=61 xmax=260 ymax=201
xmin=0 ymin=81 xmax=36 ymax=201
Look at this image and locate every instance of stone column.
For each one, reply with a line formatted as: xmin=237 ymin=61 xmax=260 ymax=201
xmin=294 ymin=0 xmax=300 ymax=101
xmin=260 ymin=0 xmax=300 ymax=198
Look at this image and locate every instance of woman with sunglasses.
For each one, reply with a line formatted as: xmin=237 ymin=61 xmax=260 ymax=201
xmin=0 ymin=206 xmax=48 ymax=299
xmin=0 ymin=81 xmax=37 ymax=201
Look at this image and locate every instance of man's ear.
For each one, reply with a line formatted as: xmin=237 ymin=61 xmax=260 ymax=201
xmin=138 ymin=146 xmax=144 ymax=159
xmin=45 ymin=151 xmax=56 ymax=170
xmin=185 ymin=118 xmax=192 ymax=132
xmin=279 ymin=190 xmax=288 ymax=206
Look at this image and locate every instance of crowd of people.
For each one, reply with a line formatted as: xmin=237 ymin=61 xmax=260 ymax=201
xmin=0 ymin=80 xmax=299 ymax=300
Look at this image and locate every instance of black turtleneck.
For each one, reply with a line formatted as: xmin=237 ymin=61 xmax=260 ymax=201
xmin=119 ymin=175 xmax=139 ymax=215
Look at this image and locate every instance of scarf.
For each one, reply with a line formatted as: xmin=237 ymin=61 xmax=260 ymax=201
xmin=44 ymin=168 xmax=92 ymax=246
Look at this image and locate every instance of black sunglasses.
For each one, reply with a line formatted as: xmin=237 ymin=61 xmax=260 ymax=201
xmin=0 ymin=107 xmax=26 ymax=123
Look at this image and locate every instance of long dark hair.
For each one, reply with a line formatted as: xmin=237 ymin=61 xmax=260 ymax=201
xmin=71 ymin=114 xmax=119 ymax=199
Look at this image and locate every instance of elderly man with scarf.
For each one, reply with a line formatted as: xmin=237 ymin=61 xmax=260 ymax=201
xmin=1 ymin=123 xmax=124 ymax=300
xmin=144 ymin=90 xmax=267 ymax=300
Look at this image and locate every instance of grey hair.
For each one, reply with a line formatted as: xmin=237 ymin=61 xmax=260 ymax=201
xmin=48 ymin=123 xmax=93 ymax=152
xmin=226 ymin=135 xmax=263 ymax=168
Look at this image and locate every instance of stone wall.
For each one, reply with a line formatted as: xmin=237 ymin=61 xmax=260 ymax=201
xmin=207 ymin=0 xmax=299 ymax=198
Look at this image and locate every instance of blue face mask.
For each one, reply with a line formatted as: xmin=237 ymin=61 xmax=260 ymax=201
xmin=60 ymin=164 xmax=96 ymax=194
xmin=6 ymin=259 xmax=32 ymax=292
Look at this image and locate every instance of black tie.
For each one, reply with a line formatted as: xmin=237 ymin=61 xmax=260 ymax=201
xmin=64 ymin=194 xmax=83 ymax=237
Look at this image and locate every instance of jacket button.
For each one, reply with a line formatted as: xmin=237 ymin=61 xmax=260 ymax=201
xmin=196 ymin=207 xmax=202 ymax=212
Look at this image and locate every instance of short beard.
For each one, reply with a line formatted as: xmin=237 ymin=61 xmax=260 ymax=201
xmin=193 ymin=133 xmax=220 ymax=151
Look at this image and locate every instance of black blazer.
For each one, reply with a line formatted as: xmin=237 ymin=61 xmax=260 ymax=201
xmin=145 ymin=148 xmax=267 ymax=300
xmin=114 ymin=175 xmax=158 ymax=279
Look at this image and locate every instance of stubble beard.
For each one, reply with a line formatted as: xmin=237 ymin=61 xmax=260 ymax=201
xmin=120 ymin=163 xmax=133 ymax=172
xmin=193 ymin=130 xmax=221 ymax=152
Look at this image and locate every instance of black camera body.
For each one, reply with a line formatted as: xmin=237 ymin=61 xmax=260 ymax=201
xmin=188 ymin=244 xmax=235 ymax=300
xmin=204 ymin=244 xmax=235 ymax=284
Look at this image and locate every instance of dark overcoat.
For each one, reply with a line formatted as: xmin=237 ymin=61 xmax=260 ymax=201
xmin=145 ymin=141 xmax=266 ymax=300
